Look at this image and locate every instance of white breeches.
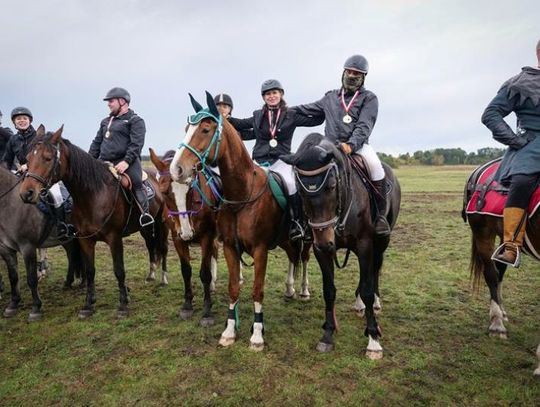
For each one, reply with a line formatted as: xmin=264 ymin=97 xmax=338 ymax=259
xmin=48 ymin=182 xmax=65 ymax=208
xmin=267 ymin=159 xmax=296 ymax=195
xmin=355 ymin=144 xmax=385 ymax=181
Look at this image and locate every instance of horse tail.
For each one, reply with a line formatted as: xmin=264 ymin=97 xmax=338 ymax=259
xmin=469 ymin=234 xmax=485 ymax=293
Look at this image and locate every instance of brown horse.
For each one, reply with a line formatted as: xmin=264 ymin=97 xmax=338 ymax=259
xmin=170 ymin=92 xmax=311 ymax=350
xmin=464 ymin=167 xmax=540 ymax=376
xmin=149 ymin=148 xmax=219 ymax=326
xmin=19 ymin=125 xmax=168 ymax=318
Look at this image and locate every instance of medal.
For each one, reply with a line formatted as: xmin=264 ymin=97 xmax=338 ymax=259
xmin=105 ymin=131 xmax=111 ymax=138
xmin=269 ymin=139 xmax=278 ymax=148
xmin=104 ymin=116 xmax=114 ymax=139
xmin=340 ymin=89 xmax=360 ymax=124
xmin=267 ymin=108 xmax=281 ymax=148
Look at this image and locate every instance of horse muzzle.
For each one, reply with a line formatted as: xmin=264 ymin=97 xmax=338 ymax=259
xmin=20 ymin=187 xmax=39 ymax=204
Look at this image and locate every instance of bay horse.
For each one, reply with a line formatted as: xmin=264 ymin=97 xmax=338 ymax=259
xmin=464 ymin=165 xmax=540 ymax=376
xmin=281 ymin=133 xmax=401 ymax=359
xmin=19 ymin=125 xmax=168 ymax=318
xmin=0 ymin=164 xmax=83 ymax=321
xmin=150 ymin=148 xmax=220 ymax=326
xmin=170 ymin=92 xmax=311 ymax=350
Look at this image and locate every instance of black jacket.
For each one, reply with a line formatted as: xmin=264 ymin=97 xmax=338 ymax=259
xmin=89 ymin=109 xmax=146 ymax=164
xmin=229 ymin=106 xmax=323 ymax=165
xmin=292 ymin=86 xmax=378 ymax=151
xmin=2 ymin=126 xmax=36 ymax=169
xmin=0 ymin=127 xmax=14 ymax=162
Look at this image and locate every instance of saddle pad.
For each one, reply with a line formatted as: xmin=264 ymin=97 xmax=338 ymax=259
xmin=265 ymin=169 xmax=288 ymax=211
xmin=465 ymin=161 xmax=540 ymax=217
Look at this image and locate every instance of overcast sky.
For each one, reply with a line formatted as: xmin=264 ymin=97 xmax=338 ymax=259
xmin=1 ymin=0 xmax=538 ymax=155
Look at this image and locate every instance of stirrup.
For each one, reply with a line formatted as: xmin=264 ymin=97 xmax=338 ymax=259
xmin=289 ymin=220 xmax=305 ymax=241
xmin=139 ymin=213 xmax=155 ymax=227
xmin=58 ymin=222 xmax=77 ymax=240
xmin=491 ymin=243 xmax=521 ymax=268
xmin=374 ymin=216 xmax=391 ymax=236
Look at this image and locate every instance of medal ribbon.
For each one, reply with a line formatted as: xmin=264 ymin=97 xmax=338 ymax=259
xmin=340 ymin=89 xmax=360 ymax=115
xmin=105 ymin=116 xmax=114 ymax=137
xmin=267 ymin=108 xmax=281 ymax=139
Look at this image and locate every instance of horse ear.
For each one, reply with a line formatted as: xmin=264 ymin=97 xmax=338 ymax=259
xmin=36 ymin=124 xmax=46 ymax=138
xmin=51 ymin=124 xmax=63 ymax=144
xmin=148 ymin=147 xmax=165 ymax=171
xmin=206 ymin=91 xmax=220 ymax=118
xmin=189 ymin=93 xmax=203 ymax=112
xmin=280 ymin=153 xmax=297 ymax=165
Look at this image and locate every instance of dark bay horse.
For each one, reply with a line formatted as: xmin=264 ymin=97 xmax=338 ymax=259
xmin=170 ymin=92 xmax=311 ymax=351
xmin=0 ymin=165 xmax=82 ymax=321
xmin=19 ymin=125 xmax=168 ymax=318
xmin=150 ymin=148 xmax=219 ymax=326
xmin=281 ymin=133 xmax=401 ymax=359
xmin=464 ymin=172 xmax=540 ymax=376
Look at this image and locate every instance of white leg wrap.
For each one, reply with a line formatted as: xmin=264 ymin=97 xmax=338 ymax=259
xmin=489 ymin=300 xmax=507 ymax=336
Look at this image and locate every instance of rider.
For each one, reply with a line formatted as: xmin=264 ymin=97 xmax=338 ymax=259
xmin=229 ymin=79 xmax=323 ymax=241
xmin=0 ymin=110 xmax=14 ymax=161
xmin=2 ymin=107 xmax=71 ymax=236
xmin=481 ymin=39 xmax=540 ymax=267
xmin=292 ymin=54 xmax=391 ymax=236
xmin=89 ymin=87 xmax=154 ymax=226
xmin=214 ymin=93 xmax=234 ymax=119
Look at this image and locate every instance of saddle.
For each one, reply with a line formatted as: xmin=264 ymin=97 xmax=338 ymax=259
xmin=106 ymin=164 xmax=155 ymax=200
xmin=347 ymin=154 xmax=379 ymax=221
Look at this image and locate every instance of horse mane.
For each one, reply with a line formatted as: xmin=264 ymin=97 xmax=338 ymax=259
xmin=293 ymin=132 xmax=347 ymax=172
xmin=34 ymin=132 xmax=114 ymax=193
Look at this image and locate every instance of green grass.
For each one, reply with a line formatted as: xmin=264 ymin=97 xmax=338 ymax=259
xmin=1 ymin=165 xmax=539 ymax=406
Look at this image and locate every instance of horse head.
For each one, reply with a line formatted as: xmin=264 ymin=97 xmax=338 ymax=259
xmin=20 ymin=124 xmax=66 ymax=204
xmin=281 ymin=133 xmax=346 ymax=252
xmin=170 ymin=91 xmax=222 ymax=184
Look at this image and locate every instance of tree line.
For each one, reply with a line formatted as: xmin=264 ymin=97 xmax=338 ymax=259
xmin=378 ymin=147 xmax=505 ymax=168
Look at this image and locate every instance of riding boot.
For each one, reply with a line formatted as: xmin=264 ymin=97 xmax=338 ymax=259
xmin=372 ymin=178 xmax=391 ymax=236
xmin=288 ymin=193 xmax=305 ymax=241
xmin=134 ymin=187 xmax=154 ymax=227
xmin=493 ymin=207 xmax=527 ymax=267
xmin=53 ymin=205 xmax=76 ymax=240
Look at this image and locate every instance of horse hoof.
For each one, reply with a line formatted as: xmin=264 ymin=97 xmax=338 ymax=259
xmin=374 ymin=307 xmax=382 ymax=316
xmin=355 ymin=309 xmax=366 ymax=318
xmin=28 ymin=311 xmax=43 ymax=322
xmin=200 ymin=317 xmax=215 ymax=327
xmin=117 ymin=309 xmax=129 ymax=319
xmin=219 ymin=336 xmax=236 ymax=347
xmin=179 ymin=309 xmax=194 ymax=320
xmin=284 ymin=292 xmax=296 ymax=300
xmin=145 ymin=276 xmax=156 ymax=282
xmin=366 ymin=349 xmax=383 ymax=360
xmin=78 ymin=309 xmax=94 ymax=319
xmin=299 ymin=294 xmax=311 ymax=301
xmin=316 ymin=342 xmax=333 ymax=353
xmin=4 ymin=307 xmax=18 ymax=318
xmin=249 ymin=342 xmax=264 ymax=352
xmin=489 ymin=330 xmax=507 ymax=339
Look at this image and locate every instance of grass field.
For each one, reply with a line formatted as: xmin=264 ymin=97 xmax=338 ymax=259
xmin=0 ymin=165 xmax=539 ymax=406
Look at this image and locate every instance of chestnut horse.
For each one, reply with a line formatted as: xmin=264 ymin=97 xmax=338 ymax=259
xmin=171 ymin=92 xmax=311 ymax=350
xmin=19 ymin=125 xmax=168 ymax=318
xmin=150 ymin=148 xmax=219 ymax=326
xmin=464 ymin=168 xmax=540 ymax=376
xmin=281 ymin=133 xmax=401 ymax=359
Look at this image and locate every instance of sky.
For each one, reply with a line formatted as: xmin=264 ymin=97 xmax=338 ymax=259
xmin=0 ymin=0 xmax=539 ymax=156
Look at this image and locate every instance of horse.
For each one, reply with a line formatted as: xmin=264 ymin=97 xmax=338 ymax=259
xmin=464 ymin=164 xmax=540 ymax=377
xmin=170 ymin=92 xmax=311 ymax=350
xmin=18 ymin=125 xmax=168 ymax=319
xmin=280 ymin=133 xmax=401 ymax=359
xmin=149 ymin=148 xmax=220 ymax=326
xmin=0 ymin=164 xmax=83 ymax=321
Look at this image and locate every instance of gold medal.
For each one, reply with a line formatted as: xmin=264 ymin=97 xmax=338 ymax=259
xmin=269 ymin=139 xmax=278 ymax=148
xmin=343 ymin=114 xmax=352 ymax=124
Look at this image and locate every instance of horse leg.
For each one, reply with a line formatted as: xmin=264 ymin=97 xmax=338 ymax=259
xmin=199 ymin=236 xmax=215 ymax=327
xmin=219 ymin=243 xmax=242 ymax=347
xmin=314 ymin=246 xmax=337 ymax=353
xmin=175 ymin=240 xmax=194 ymax=320
xmin=249 ymin=246 xmax=268 ymax=352
xmin=358 ymin=244 xmax=383 ymax=360
xmin=37 ymin=248 xmax=49 ymax=281
xmin=373 ymin=246 xmax=383 ymax=315
xmin=22 ymin=247 xmax=42 ymax=321
xmin=210 ymin=240 xmax=218 ymax=293
xmin=495 ymin=262 xmax=508 ymax=321
xmin=535 ymin=343 xmax=540 ymax=377
xmin=154 ymin=218 xmax=169 ymax=286
xmin=299 ymin=244 xmax=311 ymax=300
xmin=78 ymin=240 xmax=97 ymax=318
xmin=2 ymin=249 xmax=21 ymax=317
xmin=109 ymin=237 xmax=129 ymax=318
xmin=141 ymin=228 xmax=158 ymax=283
xmin=285 ymin=261 xmax=296 ymax=299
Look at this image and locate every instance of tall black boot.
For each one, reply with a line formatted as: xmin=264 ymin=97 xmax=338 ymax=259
xmin=134 ymin=187 xmax=154 ymax=227
xmin=53 ymin=205 xmax=76 ymax=240
xmin=372 ymin=178 xmax=391 ymax=236
xmin=288 ymin=193 xmax=305 ymax=241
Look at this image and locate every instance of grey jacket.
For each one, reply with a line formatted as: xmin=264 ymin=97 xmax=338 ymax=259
xmin=292 ymin=86 xmax=378 ymax=151
xmin=89 ymin=109 xmax=145 ymax=165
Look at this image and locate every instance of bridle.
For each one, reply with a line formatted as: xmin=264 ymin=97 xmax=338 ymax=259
xmin=25 ymin=141 xmax=61 ymax=192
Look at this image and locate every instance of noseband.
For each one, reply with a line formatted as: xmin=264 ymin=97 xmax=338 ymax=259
xmin=25 ymin=141 xmax=61 ymax=192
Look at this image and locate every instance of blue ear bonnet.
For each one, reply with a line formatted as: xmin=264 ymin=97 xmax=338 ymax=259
xmin=188 ymin=109 xmax=221 ymax=125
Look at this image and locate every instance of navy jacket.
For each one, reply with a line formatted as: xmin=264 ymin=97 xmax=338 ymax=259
xmin=2 ymin=126 xmax=36 ymax=169
xmin=89 ymin=109 xmax=145 ymax=164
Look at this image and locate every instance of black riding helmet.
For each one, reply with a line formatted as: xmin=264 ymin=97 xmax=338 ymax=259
xmin=214 ymin=93 xmax=234 ymax=109
xmin=343 ymin=55 xmax=369 ymax=74
xmin=11 ymin=106 xmax=33 ymax=122
xmin=261 ymin=79 xmax=284 ymax=95
xmin=103 ymin=87 xmax=131 ymax=103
